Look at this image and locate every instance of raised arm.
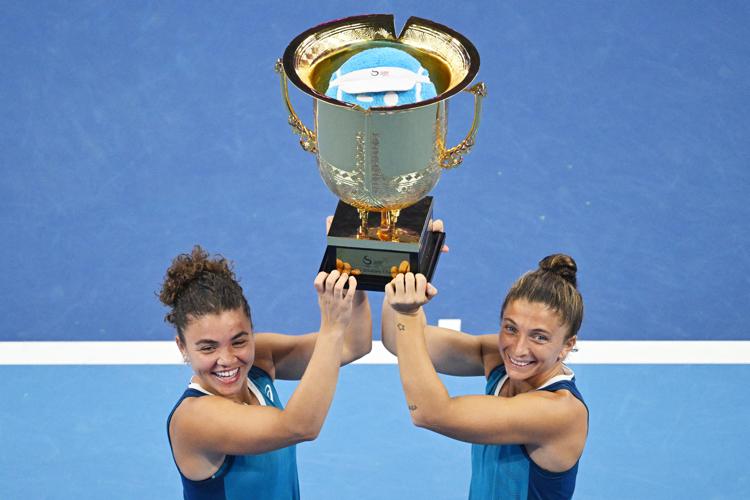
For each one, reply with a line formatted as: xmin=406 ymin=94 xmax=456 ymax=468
xmin=172 ymin=271 xmax=357 ymax=458
xmin=255 ymin=287 xmax=371 ymax=380
xmin=381 ymin=219 xmax=498 ymax=376
xmin=381 ymin=285 xmax=500 ymax=377
xmin=386 ymin=274 xmax=586 ymax=455
xmin=253 ymin=217 xmax=372 ymax=380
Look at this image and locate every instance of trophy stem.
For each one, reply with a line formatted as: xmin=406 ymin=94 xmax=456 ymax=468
xmin=357 ymin=208 xmax=369 ymax=239
xmin=377 ymin=209 xmax=401 ymax=242
xmin=390 ymin=210 xmax=401 ymax=241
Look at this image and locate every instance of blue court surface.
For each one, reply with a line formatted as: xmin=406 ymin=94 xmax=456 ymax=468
xmin=1 ymin=1 xmax=749 ymax=499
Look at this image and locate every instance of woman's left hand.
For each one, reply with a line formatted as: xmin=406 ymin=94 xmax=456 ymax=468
xmin=385 ymin=272 xmax=437 ymax=316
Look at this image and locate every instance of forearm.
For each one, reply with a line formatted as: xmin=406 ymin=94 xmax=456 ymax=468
xmin=281 ymin=330 xmax=344 ymax=440
xmin=342 ymin=291 xmax=372 ymax=363
xmin=395 ymin=313 xmax=451 ymax=428
xmin=382 ymin=295 xmax=426 ymax=355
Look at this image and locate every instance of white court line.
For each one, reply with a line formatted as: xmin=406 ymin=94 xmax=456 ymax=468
xmin=0 ymin=340 xmax=749 ymax=365
xmin=437 ymin=318 xmax=462 ymax=331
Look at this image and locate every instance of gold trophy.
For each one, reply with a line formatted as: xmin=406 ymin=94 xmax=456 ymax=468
xmin=276 ymin=14 xmax=486 ymax=291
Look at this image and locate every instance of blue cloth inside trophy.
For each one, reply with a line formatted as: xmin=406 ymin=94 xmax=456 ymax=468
xmin=325 ymin=47 xmax=438 ymax=109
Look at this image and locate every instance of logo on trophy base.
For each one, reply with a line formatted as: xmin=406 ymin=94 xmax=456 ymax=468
xmin=276 ymin=14 xmax=486 ymax=290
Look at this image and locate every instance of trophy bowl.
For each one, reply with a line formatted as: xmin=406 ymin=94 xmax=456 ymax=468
xmin=276 ymin=14 xmax=486 ymax=290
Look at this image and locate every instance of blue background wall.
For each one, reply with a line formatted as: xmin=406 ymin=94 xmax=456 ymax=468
xmin=2 ymin=1 xmax=748 ymax=342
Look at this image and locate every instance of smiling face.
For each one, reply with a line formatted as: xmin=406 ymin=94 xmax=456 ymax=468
xmin=177 ymin=308 xmax=255 ymax=403
xmin=498 ymin=299 xmax=577 ymax=390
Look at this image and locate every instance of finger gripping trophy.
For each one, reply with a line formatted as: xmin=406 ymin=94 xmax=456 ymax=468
xmin=276 ymin=14 xmax=486 ymax=291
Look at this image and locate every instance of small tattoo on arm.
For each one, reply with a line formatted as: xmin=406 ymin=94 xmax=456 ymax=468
xmin=397 ymin=323 xmax=406 ymax=332
xmin=408 ymin=404 xmax=417 ymax=411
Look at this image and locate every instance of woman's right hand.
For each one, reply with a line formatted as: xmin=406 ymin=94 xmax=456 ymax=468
xmin=314 ymin=270 xmax=357 ymax=335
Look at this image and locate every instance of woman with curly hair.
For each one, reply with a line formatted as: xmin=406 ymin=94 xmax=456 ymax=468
xmin=159 ymin=245 xmax=370 ymax=499
xmin=382 ymin=252 xmax=588 ymax=500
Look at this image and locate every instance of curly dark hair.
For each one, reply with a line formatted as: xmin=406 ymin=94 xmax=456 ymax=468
xmin=158 ymin=245 xmax=252 ymax=341
xmin=500 ymin=254 xmax=583 ymax=339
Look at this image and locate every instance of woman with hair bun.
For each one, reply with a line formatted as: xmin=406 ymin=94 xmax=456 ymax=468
xmin=160 ymin=245 xmax=370 ymax=499
xmin=382 ymin=248 xmax=588 ymax=500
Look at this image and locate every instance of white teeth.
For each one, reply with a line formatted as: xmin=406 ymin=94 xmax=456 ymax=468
xmin=214 ymin=368 xmax=239 ymax=378
xmin=509 ymin=356 xmax=532 ymax=367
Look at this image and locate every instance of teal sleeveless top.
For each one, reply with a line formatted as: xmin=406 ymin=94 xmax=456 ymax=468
xmin=469 ymin=364 xmax=587 ymax=500
xmin=167 ymin=366 xmax=300 ymax=499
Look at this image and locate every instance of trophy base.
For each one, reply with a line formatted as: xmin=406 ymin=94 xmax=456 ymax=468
xmin=320 ymin=197 xmax=445 ymax=292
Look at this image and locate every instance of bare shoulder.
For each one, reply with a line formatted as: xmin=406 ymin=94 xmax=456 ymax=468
xmin=534 ymin=388 xmax=587 ymax=423
xmin=552 ymin=388 xmax=586 ymax=411
xmin=170 ymin=394 xmax=220 ymax=430
xmin=169 ymin=399 xmax=219 ymax=480
xmin=170 ymin=394 xmax=265 ymax=440
xmin=169 ymin=396 xmax=210 ymax=445
xmin=499 ymin=388 xmax=586 ymax=427
xmin=525 ymin=389 xmax=588 ymax=472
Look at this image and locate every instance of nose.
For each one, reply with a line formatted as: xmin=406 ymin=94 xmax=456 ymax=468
xmin=216 ymin=347 xmax=236 ymax=366
xmin=510 ymin=335 xmax=530 ymax=357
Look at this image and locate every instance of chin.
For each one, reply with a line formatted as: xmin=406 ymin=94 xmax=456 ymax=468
xmin=506 ymin=366 xmax=537 ymax=381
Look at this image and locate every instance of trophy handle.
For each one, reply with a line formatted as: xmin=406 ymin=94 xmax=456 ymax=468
xmin=275 ymin=59 xmax=318 ymax=154
xmin=439 ymin=82 xmax=487 ymax=169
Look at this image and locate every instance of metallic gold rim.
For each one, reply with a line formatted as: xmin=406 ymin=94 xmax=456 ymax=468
xmin=281 ymin=14 xmax=481 ymax=112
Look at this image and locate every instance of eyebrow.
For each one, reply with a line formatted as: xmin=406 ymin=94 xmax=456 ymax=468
xmin=502 ymin=317 xmax=552 ymax=335
xmin=194 ymin=331 xmax=250 ymax=346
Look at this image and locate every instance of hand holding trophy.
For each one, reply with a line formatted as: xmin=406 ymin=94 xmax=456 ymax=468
xmin=276 ymin=15 xmax=486 ymax=291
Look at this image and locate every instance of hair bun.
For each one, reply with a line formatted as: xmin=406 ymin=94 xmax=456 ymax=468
xmin=538 ymin=254 xmax=578 ymax=287
xmin=158 ymin=245 xmax=235 ymax=307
